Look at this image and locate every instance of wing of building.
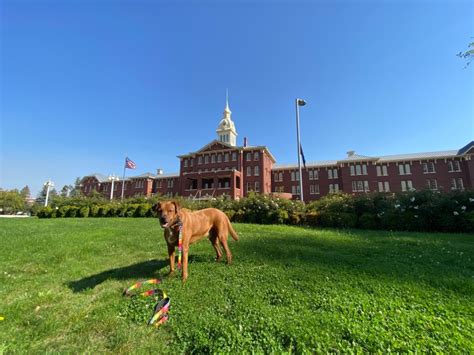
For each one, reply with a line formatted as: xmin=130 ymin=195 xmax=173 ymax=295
xmin=80 ymin=99 xmax=474 ymax=201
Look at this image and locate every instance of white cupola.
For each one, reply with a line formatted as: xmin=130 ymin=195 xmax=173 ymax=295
xmin=216 ymin=91 xmax=238 ymax=146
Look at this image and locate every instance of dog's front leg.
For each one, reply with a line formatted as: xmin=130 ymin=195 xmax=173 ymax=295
xmin=182 ymin=238 xmax=190 ymax=283
xmin=167 ymin=244 xmax=176 ymax=275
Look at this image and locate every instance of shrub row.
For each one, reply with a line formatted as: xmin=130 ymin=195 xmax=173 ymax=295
xmin=37 ymin=203 xmax=154 ymax=219
xmin=36 ymin=190 xmax=474 ymax=233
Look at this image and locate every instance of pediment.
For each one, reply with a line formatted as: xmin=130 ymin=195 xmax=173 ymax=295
xmin=195 ymin=140 xmax=235 ymax=153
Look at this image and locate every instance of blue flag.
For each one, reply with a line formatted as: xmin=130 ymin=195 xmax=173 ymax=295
xmin=300 ymin=144 xmax=306 ymax=169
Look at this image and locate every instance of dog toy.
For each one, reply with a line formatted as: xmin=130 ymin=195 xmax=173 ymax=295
xmin=123 ymin=279 xmax=169 ymax=327
xmin=177 ymin=221 xmax=183 ymax=270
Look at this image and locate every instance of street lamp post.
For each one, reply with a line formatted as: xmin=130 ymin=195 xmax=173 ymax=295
xmin=108 ymin=175 xmax=118 ymax=201
xmin=44 ymin=179 xmax=54 ymax=207
xmin=295 ymin=98 xmax=306 ymax=202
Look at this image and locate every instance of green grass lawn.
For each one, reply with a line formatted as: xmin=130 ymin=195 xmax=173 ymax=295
xmin=0 ymin=218 xmax=473 ymax=353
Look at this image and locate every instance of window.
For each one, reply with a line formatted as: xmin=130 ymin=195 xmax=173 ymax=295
xmin=217 ymin=154 xmax=222 ymax=163
xmin=246 ymin=153 xmax=251 ymax=161
xmin=362 ymin=165 xmax=367 ymax=175
xmin=291 ymin=185 xmax=301 ymax=195
xmin=355 ymin=165 xmax=361 ymax=175
xmin=274 ymin=172 xmax=279 ymax=181
xmin=232 ymin=152 xmax=237 ymax=161
xmin=254 ymin=166 xmax=259 ymax=176
xmin=448 ymin=160 xmax=461 ymax=172
xmin=224 ymin=153 xmax=229 ymax=162
xmin=378 ymin=182 xmax=390 ymax=192
xmin=190 ymin=159 xmax=193 ymax=167
xmin=167 ymin=179 xmax=174 ymax=188
xmin=451 ymin=178 xmax=464 ymax=190
xmin=401 ymin=180 xmax=413 ymax=192
xmin=135 ymin=180 xmax=144 ymax=188
xmin=309 ymin=169 xmax=318 ymax=180
xmin=426 ymin=178 xmax=438 ymax=190
xmin=399 ymin=163 xmax=411 ymax=175
xmin=246 ymin=182 xmax=252 ymax=192
xmin=114 ymin=183 xmax=118 ymax=191
xmin=291 ymin=171 xmax=295 ymax=181
xmin=211 ymin=155 xmax=216 ymax=163
xmin=198 ymin=156 xmax=202 ymax=165
xmin=309 ymin=184 xmax=320 ymax=195
xmin=204 ymin=156 xmax=209 ymax=164
xmin=104 ymin=184 xmax=108 ymax=192
xmin=184 ymin=159 xmax=188 ymax=167
xmin=422 ymin=162 xmax=436 ymax=174
xmin=255 ymin=181 xmax=260 ymax=192
xmin=350 ymin=166 xmax=355 ymax=176
xmin=279 ymin=172 xmax=283 ymax=181
xmin=254 ymin=152 xmax=259 ymax=161
xmin=328 ymin=168 xmax=338 ymax=179
xmin=329 ymin=184 xmax=339 ymax=193
xmin=364 ymin=181 xmax=369 ymax=192
xmin=157 ymin=180 xmax=162 ymax=188
xmin=247 ymin=166 xmax=252 ymax=176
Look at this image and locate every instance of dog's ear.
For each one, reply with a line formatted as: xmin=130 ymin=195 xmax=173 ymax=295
xmin=152 ymin=202 xmax=162 ymax=213
xmin=172 ymin=200 xmax=181 ymax=213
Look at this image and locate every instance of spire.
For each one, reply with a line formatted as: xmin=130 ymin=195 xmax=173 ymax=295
xmin=224 ymin=88 xmax=231 ymax=116
xmin=217 ymin=89 xmax=237 ymax=146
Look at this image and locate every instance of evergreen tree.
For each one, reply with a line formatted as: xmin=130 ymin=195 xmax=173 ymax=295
xmin=20 ymin=185 xmax=31 ymax=199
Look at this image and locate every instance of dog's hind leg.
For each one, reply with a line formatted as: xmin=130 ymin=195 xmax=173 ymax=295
xmin=209 ymin=229 xmax=223 ymax=262
xmin=218 ymin=231 xmax=233 ymax=264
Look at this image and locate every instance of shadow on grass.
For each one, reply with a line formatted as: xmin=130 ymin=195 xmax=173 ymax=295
xmin=67 ymin=259 xmax=169 ymax=292
xmin=67 ymin=254 xmax=212 ymax=293
xmin=234 ymin=230 xmax=474 ymax=296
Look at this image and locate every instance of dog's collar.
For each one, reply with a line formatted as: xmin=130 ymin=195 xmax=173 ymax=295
xmin=164 ymin=218 xmax=182 ymax=230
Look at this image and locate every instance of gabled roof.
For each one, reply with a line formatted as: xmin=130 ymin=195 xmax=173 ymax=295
xmin=458 ymin=141 xmax=474 ymax=155
xmin=81 ymin=173 xmax=109 ymax=183
xmin=178 ymin=140 xmax=235 ymax=158
xmin=178 ymin=140 xmax=277 ymax=163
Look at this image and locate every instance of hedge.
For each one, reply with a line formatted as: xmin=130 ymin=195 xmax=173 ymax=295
xmin=35 ymin=190 xmax=474 ymax=233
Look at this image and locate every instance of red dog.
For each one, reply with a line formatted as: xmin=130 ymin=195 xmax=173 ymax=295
xmin=154 ymin=201 xmax=239 ymax=281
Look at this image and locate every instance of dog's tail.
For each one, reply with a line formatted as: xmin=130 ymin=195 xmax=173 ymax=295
xmin=227 ymin=217 xmax=239 ymax=241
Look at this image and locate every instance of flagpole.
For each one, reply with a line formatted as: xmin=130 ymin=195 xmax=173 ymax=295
xmin=121 ymin=157 xmax=126 ymax=201
xmin=295 ymin=99 xmax=305 ymax=202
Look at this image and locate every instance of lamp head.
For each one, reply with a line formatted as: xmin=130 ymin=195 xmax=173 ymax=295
xmin=297 ymin=99 xmax=307 ymax=106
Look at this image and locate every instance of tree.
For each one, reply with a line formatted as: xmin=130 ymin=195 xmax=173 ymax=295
xmin=20 ymin=186 xmax=31 ymax=199
xmin=0 ymin=190 xmax=26 ymax=214
xmin=457 ymin=41 xmax=474 ymax=68
xmin=60 ymin=185 xmax=73 ymax=197
xmin=70 ymin=177 xmax=83 ymax=197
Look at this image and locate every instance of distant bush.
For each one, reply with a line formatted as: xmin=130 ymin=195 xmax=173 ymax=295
xmin=35 ymin=190 xmax=474 ymax=233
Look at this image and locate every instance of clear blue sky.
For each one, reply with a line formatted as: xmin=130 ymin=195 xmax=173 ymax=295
xmin=1 ymin=0 xmax=473 ymax=196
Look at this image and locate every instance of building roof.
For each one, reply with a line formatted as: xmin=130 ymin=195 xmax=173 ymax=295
xmin=155 ymin=173 xmax=180 ymax=179
xmin=129 ymin=172 xmax=158 ymax=179
xmin=377 ymin=150 xmax=459 ymax=162
xmin=273 ymin=160 xmax=338 ymax=170
xmin=81 ymin=173 xmax=109 ymax=183
xmin=178 ymin=139 xmax=277 ymax=163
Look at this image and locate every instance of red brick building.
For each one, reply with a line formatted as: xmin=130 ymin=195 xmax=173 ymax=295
xmin=81 ymin=100 xmax=474 ymax=202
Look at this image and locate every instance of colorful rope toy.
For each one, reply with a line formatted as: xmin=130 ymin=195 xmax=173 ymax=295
xmin=123 ymin=279 xmax=170 ymax=327
xmin=177 ymin=221 xmax=183 ymax=270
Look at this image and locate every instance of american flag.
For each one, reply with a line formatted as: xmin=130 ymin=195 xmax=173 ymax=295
xmin=125 ymin=157 xmax=137 ymax=169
